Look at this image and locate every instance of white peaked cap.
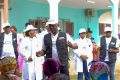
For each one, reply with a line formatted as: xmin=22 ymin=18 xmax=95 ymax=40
xmin=79 ymin=28 xmax=86 ymax=33
xmin=46 ymin=19 xmax=57 ymax=26
xmin=104 ymin=27 xmax=112 ymax=32
xmin=3 ymin=22 xmax=10 ymax=28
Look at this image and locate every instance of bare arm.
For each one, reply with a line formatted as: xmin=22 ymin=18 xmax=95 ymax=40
xmin=36 ymin=50 xmax=45 ymax=57
xmin=67 ymin=41 xmax=78 ymax=49
xmin=66 ymin=33 xmax=78 ymax=49
xmin=108 ymin=48 xmax=119 ymax=53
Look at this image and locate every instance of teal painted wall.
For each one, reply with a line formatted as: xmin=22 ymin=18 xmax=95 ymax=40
xmin=9 ymin=0 xmax=49 ymax=32
xmin=9 ymin=0 xmax=100 ymax=42
xmin=59 ymin=7 xmax=87 ymax=39
xmin=87 ymin=11 xmax=99 ymax=43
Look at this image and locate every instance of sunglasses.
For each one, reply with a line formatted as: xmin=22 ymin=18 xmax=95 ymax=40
xmin=105 ymin=31 xmax=111 ymax=33
xmin=80 ymin=32 xmax=86 ymax=34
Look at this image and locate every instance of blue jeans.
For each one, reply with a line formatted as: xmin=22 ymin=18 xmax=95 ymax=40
xmin=105 ymin=61 xmax=115 ymax=80
xmin=78 ymin=60 xmax=90 ymax=80
xmin=78 ymin=72 xmax=83 ymax=80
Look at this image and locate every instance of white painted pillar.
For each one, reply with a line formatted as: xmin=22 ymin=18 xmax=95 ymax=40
xmin=110 ymin=0 xmax=119 ymax=37
xmin=4 ymin=0 xmax=8 ymax=23
xmin=47 ymin=0 xmax=61 ymax=23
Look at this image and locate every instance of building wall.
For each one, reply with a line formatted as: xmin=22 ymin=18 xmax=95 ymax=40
xmin=9 ymin=0 xmax=100 ymax=42
xmin=9 ymin=0 xmax=49 ymax=32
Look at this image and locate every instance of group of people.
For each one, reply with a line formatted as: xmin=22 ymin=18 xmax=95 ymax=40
xmin=74 ymin=26 xmax=119 ymax=80
xmin=0 ymin=19 xmax=119 ymax=80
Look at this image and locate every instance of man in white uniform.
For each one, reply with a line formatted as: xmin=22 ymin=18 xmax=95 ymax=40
xmin=74 ymin=28 xmax=93 ymax=80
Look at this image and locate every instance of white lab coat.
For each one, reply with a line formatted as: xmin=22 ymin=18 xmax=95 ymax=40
xmin=73 ymin=38 xmax=93 ymax=72
xmin=19 ymin=37 xmax=44 ymax=80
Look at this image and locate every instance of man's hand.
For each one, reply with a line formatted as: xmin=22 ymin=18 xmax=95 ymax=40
xmin=107 ymin=49 xmax=114 ymax=52
xmin=28 ymin=56 xmax=33 ymax=62
xmin=67 ymin=41 xmax=78 ymax=49
xmin=107 ymin=48 xmax=119 ymax=53
xmin=81 ymin=55 xmax=88 ymax=61
xmin=67 ymin=41 xmax=73 ymax=48
xmin=36 ymin=50 xmax=44 ymax=57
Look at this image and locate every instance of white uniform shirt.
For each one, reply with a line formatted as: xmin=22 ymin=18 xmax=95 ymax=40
xmin=51 ymin=32 xmax=59 ymax=63
xmin=19 ymin=37 xmax=40 ymax=61
xmin=37 ymin=30 xmax=48 ymax=59
xmin=1 ymin=32 xmax=23 ymax=59
xmin=43 ymin=32 xmax=75 ymax=63
xmin=99 ymin=36 xmax=119 ymax=61
xmin=105 ymin=37 xmax=119 ymax=61
xmin=73 ymin=38 xmax=93 ymax=72
xmin=74 ymin=38 xmax=93 ymax=57
xmin=105 ymin=37 xmax=112 ymax=61
xmin=19 ymin=36 xmax=43 ymax=80
xmin=2 ymin=32 xmax=15 ymax=58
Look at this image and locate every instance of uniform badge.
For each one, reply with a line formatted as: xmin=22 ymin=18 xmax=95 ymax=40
xmin=58 ymin=37 xmax=65 ymax=40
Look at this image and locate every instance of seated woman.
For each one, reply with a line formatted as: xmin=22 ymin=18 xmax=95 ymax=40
xmin=0 ymin=56 xmax=20 ymax=80
xmin=43 ymin=58 xmax=67 ymax=80
xmin=89 ymin=45 xmax=109 ymax=80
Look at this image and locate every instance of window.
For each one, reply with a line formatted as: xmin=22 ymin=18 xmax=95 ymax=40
xmin=29 ymin=19 xmax=46 ymax=28
xmin=58 ymin=20 xmax=74 ymax=36
xmin=65 ymin=22 xmax=74 ymax=36
xmin=29 ymin=19 xmax=74 ymax=36
xmin=99 ymin=23 xmax=111 ymax=36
